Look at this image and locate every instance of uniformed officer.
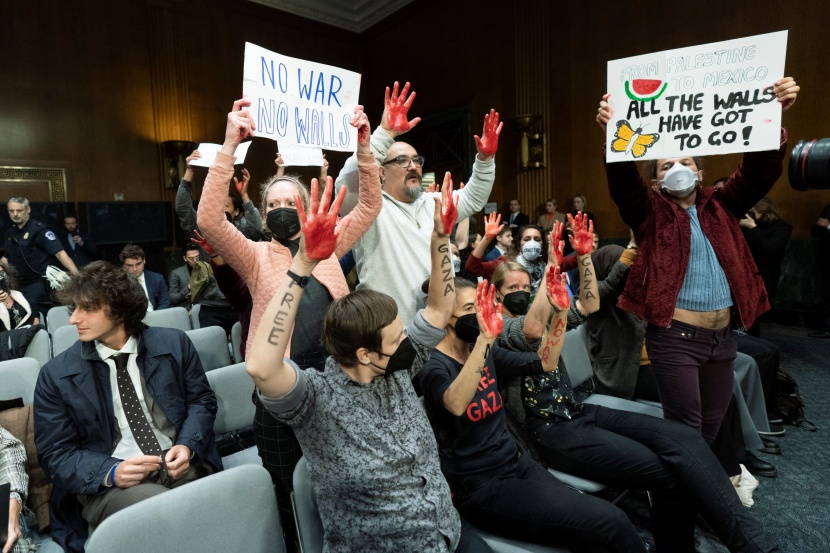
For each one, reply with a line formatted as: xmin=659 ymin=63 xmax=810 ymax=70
xmin=2 ymin=197 xmax=78 ymax=314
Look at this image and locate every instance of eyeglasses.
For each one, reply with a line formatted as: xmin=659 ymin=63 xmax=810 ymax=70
xmin=382 ymin=155 xmax=426 ymax=168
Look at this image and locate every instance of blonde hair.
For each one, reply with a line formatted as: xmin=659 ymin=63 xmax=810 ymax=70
xmin=259 ymin=174 xmax=311 ymax=217
xmin=491 ymin=261 xmax=530 ymax=295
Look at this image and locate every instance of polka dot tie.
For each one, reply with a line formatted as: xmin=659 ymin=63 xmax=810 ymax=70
xmin=114 ymin=353 xmax=163 ymax=456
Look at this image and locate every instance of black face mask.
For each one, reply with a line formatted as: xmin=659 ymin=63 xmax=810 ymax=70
xmin=450 ymin=313 xmax=480 ymax=344
xmin=372 ymin=337 xmax=418 ymax=377
xmin=266 ymin=208 xmax=301 ymax=241
xmin=501 ymin=291 xmax=530 ymax=316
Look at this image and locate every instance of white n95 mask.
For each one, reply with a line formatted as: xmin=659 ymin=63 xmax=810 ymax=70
xmin=660 ymin=163 xmax=698 ymax=198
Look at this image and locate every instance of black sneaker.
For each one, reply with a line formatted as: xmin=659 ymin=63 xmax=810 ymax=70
xmin=758 ymin=423 xmax=786 ymax=437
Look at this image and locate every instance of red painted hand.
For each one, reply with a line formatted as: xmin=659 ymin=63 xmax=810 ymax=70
xmin=439 ymin=172 xmax=460 ymax=236
xmin=234 ymin=168 xmax=250 ymax=195
xmin=191 ymin=230 xmax=215 ymax=255
xmin=381 ymin=81 xmax=421 ymax=137
xmin=474 ymin=109 xmax=503 ymax=158
xmin=296 ymin=177 xmax=350 ymax=261
xmin=476 ymin=281 xmax=504 ymax=339
xmin=484 ymin=212 xmax=504 ymax=241
xmin=546 ymin=265 xmax=570 ymax=311
xmin=567 ymin=211 xmax=594 ymax=256
xmin=549 ymin=220 xmax=565 ymax=266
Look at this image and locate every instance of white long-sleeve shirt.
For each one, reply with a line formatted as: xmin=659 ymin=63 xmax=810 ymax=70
xmin=337 ymin=127 xmax=495 ymax=325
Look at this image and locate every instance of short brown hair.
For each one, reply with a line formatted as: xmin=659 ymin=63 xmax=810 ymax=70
xmin=57 ymin=261 xmax=148 ymax=336
xmin=321 ymin=290 xmax=398 ymax=366
xmin=119 ymin=244 xmax=145 ymax=263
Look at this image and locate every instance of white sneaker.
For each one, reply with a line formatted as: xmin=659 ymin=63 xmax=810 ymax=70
xmin=730 ymin=464 xmax=760 ymax=507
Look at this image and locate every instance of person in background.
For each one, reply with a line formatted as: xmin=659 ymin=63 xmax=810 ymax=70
xmin=274 ymin=152 xmax=329 ymax=183
xmin=505 ymin=199 xmax=529 ymax=233
xmin=483 ymin=224 xmax=513 ymax=262
xmin=809 ymin=203 xmax=830 ymax=339
xmin=168 ymin=244 xmax=200 ymax=309
xmin=58 ymin=215 xmax=96 ymax=269
xmin=176 ymin=150 xmax=263 ymax=246
xmin=739 ymin=196 xmax=792 ymax=336
xmin=536 ymin=198 xmax=565 ymax=231
xmin=0 ymin=262 xmax=39 ymax=331
xmin=2 ymin=198 xmax=79 ymax=314
xmin=1 ymin=425 xmax=31 ymax=553
xmin=119 ymin=244 xmax=170 ymax=311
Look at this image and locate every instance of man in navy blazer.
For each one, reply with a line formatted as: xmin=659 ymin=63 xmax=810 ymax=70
xmin=505 ymin=198 xmax=530 ymax=229
xmin=33 ymin=261 xmax=220 ymax=550
xmin=119 ymin=243 xmax=171 ymax=310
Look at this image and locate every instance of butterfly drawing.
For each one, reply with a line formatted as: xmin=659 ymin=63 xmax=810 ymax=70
xmin=610 ymin=120 xmax=660 ymax=158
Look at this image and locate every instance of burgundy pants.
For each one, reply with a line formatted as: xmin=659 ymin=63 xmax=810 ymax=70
xmin=646 ymin=320 xmax=736 ymax=443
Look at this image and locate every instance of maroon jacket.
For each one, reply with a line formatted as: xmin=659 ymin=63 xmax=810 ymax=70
xmin=605 ymin=130 xmax=788 ymax=329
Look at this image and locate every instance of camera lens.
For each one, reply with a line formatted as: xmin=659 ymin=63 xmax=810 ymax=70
xmin=789 ymin=138 xmax=830 ymax=190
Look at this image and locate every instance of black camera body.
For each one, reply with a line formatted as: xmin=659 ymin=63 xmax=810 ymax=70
xmin=789 ymin=138 xmax=830 ymax=190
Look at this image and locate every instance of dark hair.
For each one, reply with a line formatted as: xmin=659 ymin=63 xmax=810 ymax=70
xmin=321 ymin=290 xmax=398 ymax=367
xmin=182 ymin=243 xmax=200 ymax=256
xmin=751 ymin=196 xmax=781 ymax=224
xmin=0 ymin=261 xmax=20 ymax=291
xmin=509 ymin=224 xmax=548 ymax=260
xmin=453 ymin=277 xmax=477 ymax=291
xmin=642 ymin=157 xmax=705 ymax=180
xmin=57 ymin=261 xmax=148 ymax=336
xmin=119 ymin=244 xmax=145 ymax=263
xmin=228 ymin=195 xmax=244 ymax=215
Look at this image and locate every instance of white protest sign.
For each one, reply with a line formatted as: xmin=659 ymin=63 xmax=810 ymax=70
xmin=605 ymin=31 xmax=787 ymax=162
xmin=243 ymin=42 xmax=361 ymax=152
xmin=278 ymin=143 xmax=324 ymax=166
xmin=189 ymin=141 xmax=252 ymax=168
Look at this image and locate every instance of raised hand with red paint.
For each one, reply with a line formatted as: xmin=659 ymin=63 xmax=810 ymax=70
xmin=474 ymin=109 xmax=503 ymax=160
xmin=296 ymin=177 xmax=351 ymax=261
xmin=381 ymin=81 xmax=422 ymax=138
xmin=549 ymin=220 xmax=565 ymax=266
xmin=476 ymin=281 xmax=504 ymax=340
xmin=234 ymin=168 xmax=252 ymax=202
xmin=546 ymin=265 xmax=570 ymax=312
xmin=351 ymin=105 xmax=371 ymax=148
xmin=567 ymin=211 xmax=595 ymax=256
xmin=437 ymin=172 xmax=461 ymax=237
xmin=222 ymin=97 xmax=256 ymax=152
xmin=191 ymin=229 xmax=215 ymax=256
xmin=484 ymin=212 xmax=504 ymax=241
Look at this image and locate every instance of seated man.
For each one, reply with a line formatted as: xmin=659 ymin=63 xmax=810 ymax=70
xmin=119 ymin=244 xmax=170 ymax=310
xmin=246 ymin=179 xmax=490 ymax=551
xmin=33 ymin=261 xmax=221 ymax=549
xmin=168 ymin=244 xmax=200 ymax=309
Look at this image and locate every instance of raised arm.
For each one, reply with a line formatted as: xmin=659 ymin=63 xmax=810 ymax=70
xmin=196 ymin=99 xmax=261 ymax=282
xmin=465 ymin=212 xmax=504 ymax=278
xmin=175 ymin=150 xmax=201 ymax=234
xmin=454 ymin=216 xmax=470 ymax=250
xmin=441 ymin=282 xmax=503 ymax=416
xmin=235 ymin=168 xmax=263 ymax=236
xmin=568 ymin=212 xmax=599 ymax=316
xmin=422 ymin=173 xmax=458 ymax=329
xmin=334 ymin=106 xmax=382 ymax=257
xmin=523 ymin=220 xmax=564 ymax=341
xmin=246 ymin=178 xmax=350 ymax=398
xmin=538 ymin=266 xmax=570 ymax=372
xmin=456 ymin=109 xmax=501 ymax=220
xmin=337 ymin=81 xmax=419 ymax=214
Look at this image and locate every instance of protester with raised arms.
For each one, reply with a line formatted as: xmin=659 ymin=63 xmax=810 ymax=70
xmin=195 ymin=97 xmax=381 ymax=544
xmin=246 ymin=175 xmax=493 ymax=552
xmin=595 ymin=77 xmax=799 ymax=443
xmin=337 ymin=81 xmax=502 ymax=325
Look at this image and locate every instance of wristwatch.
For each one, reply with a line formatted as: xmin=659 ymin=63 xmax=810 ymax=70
xmin=286 ymin=270 xmax=310 ymax=288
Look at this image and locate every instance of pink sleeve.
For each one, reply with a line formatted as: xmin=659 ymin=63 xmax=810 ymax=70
xmin=334 ymin=152 xmax=381 ymax=258
xmin=196 ymin=151 xmax=259 ymax=283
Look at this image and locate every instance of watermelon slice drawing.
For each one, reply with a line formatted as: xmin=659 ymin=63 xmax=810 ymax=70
xmin=625 ymin=79 xmax=668 ymax=102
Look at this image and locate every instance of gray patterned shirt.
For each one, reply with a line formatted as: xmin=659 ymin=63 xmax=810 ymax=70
xmin=258 ymin=310 xmax=459 ymax=553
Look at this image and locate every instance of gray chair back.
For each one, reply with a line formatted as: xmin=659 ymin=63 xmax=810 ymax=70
xmin=46 ymin=305 xmax=71 ymax=335
xmin=0 ymin=357 xmax=40 ymax=404
xmin=189 ymin=304 xmax=201 ymax=329
xmin=51 ymin=325 xmax=79 ymax=357
xmin=24 ymin=329 xmax=51 ymax=367
xmin=185 ymin=326 xmax=232 ymax=372
xmin=85 ymin=465 xmax=285 ymax=553
xmin=231 ymin=321 xmax=243 ymax=363
xmin=142 ymin=306 xmax=192 ymax=332
xmin=559 ymin=325 xmax=593 ymax=388
xmin=292 ymin=457 xmax=325 ymax=553
xmin=206 ymin=363 xmax=255 ymax=435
